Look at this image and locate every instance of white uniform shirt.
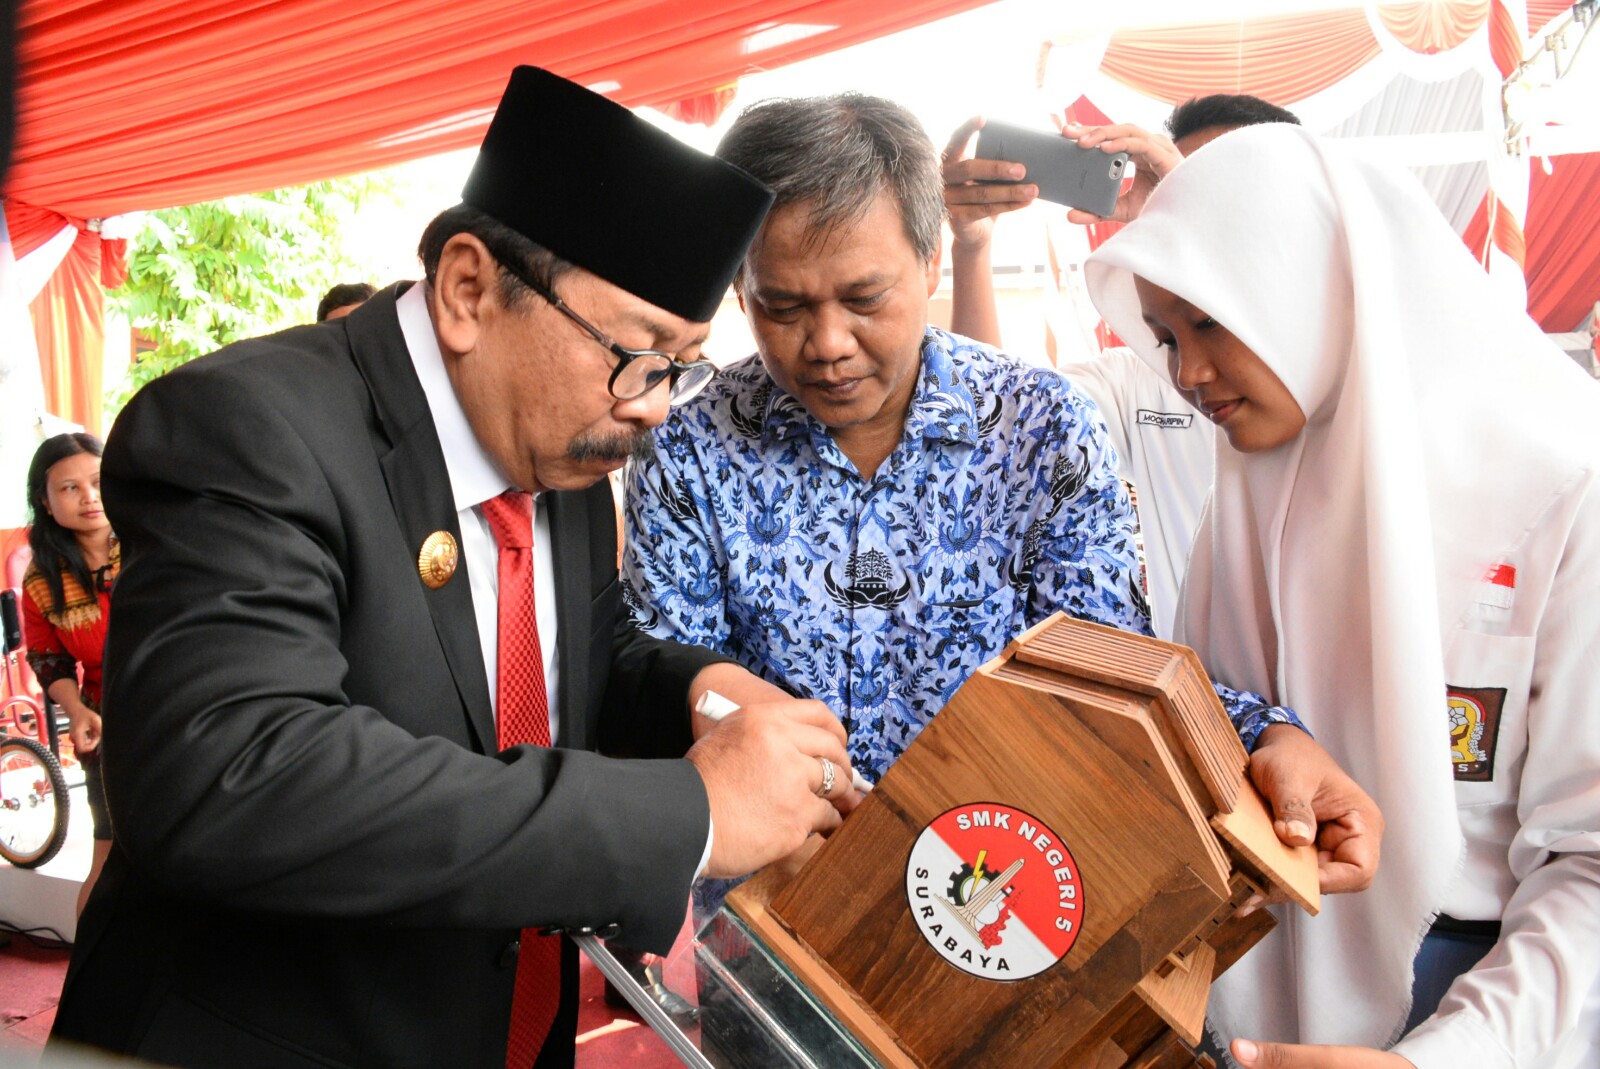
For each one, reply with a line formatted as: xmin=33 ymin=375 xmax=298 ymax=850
xmin=1393 ymin=481 xmax=1600 ymax=1069
xmin=1055 ymin=346 xmax=1213 ymax=639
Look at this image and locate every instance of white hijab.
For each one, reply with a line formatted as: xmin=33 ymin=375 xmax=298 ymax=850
xmin=1084 ymin=124 xmax=1599 ymax=1051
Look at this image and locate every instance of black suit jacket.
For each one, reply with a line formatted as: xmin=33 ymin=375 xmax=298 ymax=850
xmin=51 ymin=286 xmax=721 ymax=1069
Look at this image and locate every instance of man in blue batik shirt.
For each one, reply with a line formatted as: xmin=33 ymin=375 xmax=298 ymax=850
xmin=623 ymin=93 xmax=1381 ymax=904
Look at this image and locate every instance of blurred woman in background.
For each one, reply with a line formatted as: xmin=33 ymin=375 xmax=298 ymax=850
xmin=22 ymin=432 xmax=117 ymax=914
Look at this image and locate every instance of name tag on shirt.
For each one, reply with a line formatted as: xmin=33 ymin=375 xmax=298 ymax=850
xmin=1136 ymin=409 xmax=1194 ymax=430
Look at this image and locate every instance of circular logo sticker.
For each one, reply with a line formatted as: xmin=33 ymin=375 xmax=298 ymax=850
xmin=904 ymin=802 xmax=1085 ymax=981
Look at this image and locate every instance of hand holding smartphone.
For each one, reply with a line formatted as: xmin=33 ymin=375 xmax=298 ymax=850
xmin=974 ymin=120 xmax=1130 ymax=219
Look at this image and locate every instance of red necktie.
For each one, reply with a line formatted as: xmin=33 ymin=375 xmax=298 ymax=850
xmin=481 ymin=490 xmax=561 ymax=1069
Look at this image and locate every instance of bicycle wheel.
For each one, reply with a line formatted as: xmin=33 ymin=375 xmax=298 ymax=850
xmin=0 ymin=735 xmax=70 ymax=868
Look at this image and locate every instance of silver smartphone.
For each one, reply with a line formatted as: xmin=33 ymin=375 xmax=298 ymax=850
xmin=974 ymin=121 xmax=1130 ymax=218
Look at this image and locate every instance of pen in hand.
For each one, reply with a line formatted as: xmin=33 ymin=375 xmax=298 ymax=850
xmin=694 ymin=690 xmax=873 ymax=794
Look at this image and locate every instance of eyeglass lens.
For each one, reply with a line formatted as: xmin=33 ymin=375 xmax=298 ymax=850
xmin=612 ymin=353 xmax=716 ymax=406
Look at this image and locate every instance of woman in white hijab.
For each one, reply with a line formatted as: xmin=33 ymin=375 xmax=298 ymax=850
xmin=1086 ymin=124 xmax=1600 ymax=1069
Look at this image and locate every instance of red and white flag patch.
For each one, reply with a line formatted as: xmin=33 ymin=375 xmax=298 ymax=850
xmin=1478 ymin=563 xmax=1516 ymax=610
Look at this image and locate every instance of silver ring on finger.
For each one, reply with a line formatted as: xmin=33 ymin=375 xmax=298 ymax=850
xmin=816 ymin=756 xmax=836 ymax=798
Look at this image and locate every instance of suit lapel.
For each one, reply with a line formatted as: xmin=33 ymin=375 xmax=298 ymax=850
xmin=546 ymin=489 xmax=593 ymax=749
xmin=346 ymin=286 xmax=497 ymax=753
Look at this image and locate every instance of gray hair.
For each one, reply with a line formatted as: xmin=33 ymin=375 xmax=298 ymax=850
xmin=417 ymin=203 xmax=571 ymax=310
xmin=715 ymin=93 xmax=944 ymax=271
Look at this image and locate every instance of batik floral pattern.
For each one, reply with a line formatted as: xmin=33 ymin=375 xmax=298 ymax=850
xmin=624 ymin=329 xmax=1298 ymax=782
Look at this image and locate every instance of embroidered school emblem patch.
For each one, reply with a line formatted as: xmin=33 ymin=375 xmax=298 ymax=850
xmin=904 ymin=802 xmax=1085 ymax=981
xmin=1447 ymin=685 xmax=1506 ymax=782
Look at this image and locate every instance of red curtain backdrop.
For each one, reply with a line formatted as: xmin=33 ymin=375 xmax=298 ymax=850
xmin=1098 ymin=8 xmax=1381 ymax=105
xmin=28 ymin=227 xmax=113 ymax=434
xmin=4 ymin=199 xmax=76 ymax=256
xmin=13 ymin=0 xmax=1577 ymax=226
xmin=1463 ymin=154 xmax=1600 ymax=331
xmin=1489 ymin=0 xmax=1524 ymax=76
xmin=1520 ymin=154 xmax=1600 ymax=331
xmin=1100 ymin=2 xmax=1573 ymax=110
xmin=1092 ymin=1 xmax=1598 ymax=338
xmin=1527 ymin=0 xmax=1577 ymax=27
xmin=661 ymin=85 xmax=741 ymax=128
xmin=4 ymin=200 xmax=125 ymax=431
xmin=1376 ymin=1 xmax=1488 ymax=54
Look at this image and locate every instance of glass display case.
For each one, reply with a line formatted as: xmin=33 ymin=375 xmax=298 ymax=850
xmin=581 ymin=899 xmax=883 ymax=1069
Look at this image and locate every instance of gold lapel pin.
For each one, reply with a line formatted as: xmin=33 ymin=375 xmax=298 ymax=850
xmin=418 ymin=530 xmax=459 ymax=589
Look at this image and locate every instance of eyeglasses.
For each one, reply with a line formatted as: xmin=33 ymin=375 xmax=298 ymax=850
xmin=499 ymin=261 xmax=716 ymax=407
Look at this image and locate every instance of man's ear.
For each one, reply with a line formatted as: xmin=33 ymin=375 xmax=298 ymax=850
xmin=923 ymin=242 xmax=943 ymax=298
xmin=431 ymin=234 xmax=496 ymax=356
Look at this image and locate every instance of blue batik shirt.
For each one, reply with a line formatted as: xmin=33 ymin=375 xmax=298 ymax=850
xmin=623 ymin=328 xmax=1301 ymax=785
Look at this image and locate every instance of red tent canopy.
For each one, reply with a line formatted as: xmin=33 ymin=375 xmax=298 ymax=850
xmin=6 ymin=0 xmax=997 ymax=222
xmin=3 ymin=0 xmax=998 ymax=433
xmin=1462 ymin=152 xmax=1600 ymax=333
xmin=5 ymin=1 xmax=1594 ymax=437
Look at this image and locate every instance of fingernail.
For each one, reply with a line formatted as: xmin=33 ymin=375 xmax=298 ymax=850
xmin=1008 ymin=164 xmax=1025 ymax=179
xmin=1285 ymin=820 xmax=1311 ymax=841
xmin=1235 ymin=1039 xmax=1258 ymax=1063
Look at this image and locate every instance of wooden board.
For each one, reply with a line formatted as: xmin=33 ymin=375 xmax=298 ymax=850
xmin=1009 ymin=616 xmax=1247 ymax=814
xmin=1134 ymin=941 xmax=1215 ymax=1046
xmin=986 ymin=659 xmax=1232 ymax=884
xmin=1207 ymin=900 xmax=1279 ymax=977
xmin=1210 ymin=780 xmax=1321 ymax=915
xmin=767 ymin=665 xmax=1232 ymax=1068
xmin=728 ymin=615 xmax=1312 ymax=1069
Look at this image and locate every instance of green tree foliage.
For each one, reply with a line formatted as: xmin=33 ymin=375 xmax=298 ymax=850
xmin=108 ymin=175 xmax=393 ymax=408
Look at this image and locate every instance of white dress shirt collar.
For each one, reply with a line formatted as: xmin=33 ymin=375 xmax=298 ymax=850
xmin=396 ymin=282 xmax=514 ymax=508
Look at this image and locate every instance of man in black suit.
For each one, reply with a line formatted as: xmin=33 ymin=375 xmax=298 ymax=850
xmin=49 ymin=67 xmax=857 ymax=1069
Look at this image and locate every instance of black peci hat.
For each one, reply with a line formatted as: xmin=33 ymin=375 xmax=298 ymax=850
xmin=462 ymin=67 xmax=774 ymax=323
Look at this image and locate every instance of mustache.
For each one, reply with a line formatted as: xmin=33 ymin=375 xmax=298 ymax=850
xmin=567 ymin=429 xmax=655 ymax=464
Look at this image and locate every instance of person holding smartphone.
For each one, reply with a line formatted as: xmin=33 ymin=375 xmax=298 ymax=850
xmin=942 ymin=95 xmax=1300 ymax=639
